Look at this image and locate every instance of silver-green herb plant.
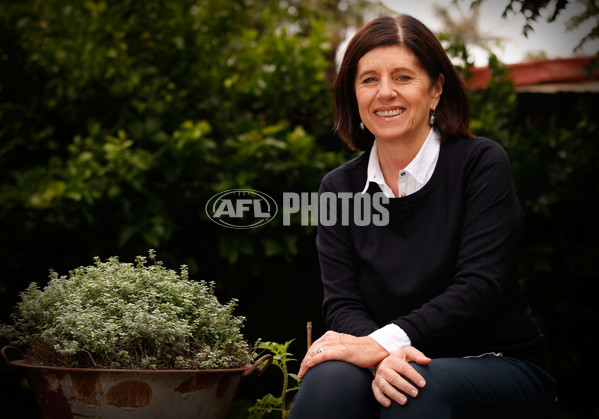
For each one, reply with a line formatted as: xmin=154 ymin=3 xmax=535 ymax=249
xmin=0 ymin=250 xmax=254 ymax=369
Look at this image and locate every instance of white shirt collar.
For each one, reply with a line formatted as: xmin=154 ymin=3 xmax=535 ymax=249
xmin=362 ymin=127 xmax=441 ymax=196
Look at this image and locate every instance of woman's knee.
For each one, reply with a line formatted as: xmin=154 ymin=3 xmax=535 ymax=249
xmin=379 ymin=361 xmax=454 ymax=419
xmin=382 ymin=357 xmax=556 ymax=419
xmin=289 ymin=361 xmax=377 ymax=419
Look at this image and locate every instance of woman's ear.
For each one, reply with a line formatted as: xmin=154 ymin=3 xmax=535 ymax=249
xmin=431 ymin=73 xmax=444 ymax=107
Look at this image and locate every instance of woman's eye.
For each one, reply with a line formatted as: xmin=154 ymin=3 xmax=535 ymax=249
xmin=363 ymin=77 xmax=376 ymax=83
xmin=397 ymin=75 xmax=411 ymax=82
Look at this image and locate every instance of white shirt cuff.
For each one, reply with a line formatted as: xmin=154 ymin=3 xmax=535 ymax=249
xmin=368 ymin=324 xmax=411 ymax=354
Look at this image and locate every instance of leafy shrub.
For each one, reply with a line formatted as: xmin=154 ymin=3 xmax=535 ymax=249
xmin=0 ymin=250 xmax=254 ymax=369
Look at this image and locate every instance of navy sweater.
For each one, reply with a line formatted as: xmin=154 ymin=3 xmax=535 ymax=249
xmin=316 ymin=136 xmax=546 ymax=367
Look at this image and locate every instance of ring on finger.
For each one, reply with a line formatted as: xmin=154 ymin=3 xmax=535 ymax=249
xmin=316 ymin=348 xmax=323 ymax=354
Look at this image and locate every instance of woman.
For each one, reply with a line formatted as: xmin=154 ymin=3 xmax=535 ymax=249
xmin=289 ymin=14 xmax=557 ymax=419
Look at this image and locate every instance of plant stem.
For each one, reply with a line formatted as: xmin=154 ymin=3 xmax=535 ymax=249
xmin=281 ymin=358 xmax=289 ymax=418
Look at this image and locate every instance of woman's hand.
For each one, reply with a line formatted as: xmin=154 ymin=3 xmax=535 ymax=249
xmin=298 ymin=330 xmax=389 ymax=378
xmin=371 ymin=346 xmax=431 ymax=407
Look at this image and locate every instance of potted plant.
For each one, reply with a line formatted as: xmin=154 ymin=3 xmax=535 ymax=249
xmin=0 ymin=250 xmax=271 ymax=419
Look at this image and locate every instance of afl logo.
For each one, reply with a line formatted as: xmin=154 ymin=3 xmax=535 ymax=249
xmin=205 ymin=189 xmax=278 ymax=229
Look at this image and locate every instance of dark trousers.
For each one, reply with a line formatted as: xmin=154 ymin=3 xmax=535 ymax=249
xmin=289 ymin=355 xmax=557 ymax=419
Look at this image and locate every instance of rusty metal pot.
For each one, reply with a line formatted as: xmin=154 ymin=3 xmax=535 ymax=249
xmin=2 ymin=346 xmax=272 ymax=419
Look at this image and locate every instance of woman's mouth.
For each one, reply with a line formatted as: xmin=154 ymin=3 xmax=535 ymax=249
xmin=375 ymin=108 xmax=406 ymax=117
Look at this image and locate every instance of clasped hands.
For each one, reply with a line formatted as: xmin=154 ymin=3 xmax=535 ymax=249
xmin=298 ymin=330 xmax=430 ymax=407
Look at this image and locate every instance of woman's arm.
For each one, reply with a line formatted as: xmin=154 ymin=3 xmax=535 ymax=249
xmin=316 ymin=174 xmax=382 ymax=336
xmin=394 ymin=140 xmax=526 ymax=353
xmin=298 ymin=172 xmax=393 ymax=377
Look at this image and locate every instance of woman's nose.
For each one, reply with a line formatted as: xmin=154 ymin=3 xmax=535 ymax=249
xmin=377 ymin=77 xmax=397 ymax=99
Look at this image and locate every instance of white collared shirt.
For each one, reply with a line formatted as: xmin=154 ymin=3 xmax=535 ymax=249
xmin=365 ymin=127 xmax=441 ymax=354
xmin=362 ymin=127 xmax=441 ymax=198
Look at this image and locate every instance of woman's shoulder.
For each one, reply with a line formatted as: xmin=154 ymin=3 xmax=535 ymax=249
xmin=443 ymin=136 xmax=515 ymax=189
xmin=447 ymin=135 xmax=508 ymax=158
xmin=320 ymin=150 xmax=369 ymax=192
xmin=444 ymin=136 xmax=511 ymax=168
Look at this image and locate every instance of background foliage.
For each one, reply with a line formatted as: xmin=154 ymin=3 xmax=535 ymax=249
xmin=0 ymin=0 xmax=597 ymax=417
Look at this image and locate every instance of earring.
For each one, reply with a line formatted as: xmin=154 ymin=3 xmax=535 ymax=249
xmin=429 ymin=109 xmax=436 ymax=126
xmin=360 ymin=121 xmax=365 ymax=130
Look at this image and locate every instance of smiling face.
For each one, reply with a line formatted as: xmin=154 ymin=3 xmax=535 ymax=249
xmin=354 ymin=45 xmax=444 ymax=145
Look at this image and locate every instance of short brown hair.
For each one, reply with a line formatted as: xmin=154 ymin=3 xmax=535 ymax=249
xmin=333 ymin=15 xmax=474 ymax=150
